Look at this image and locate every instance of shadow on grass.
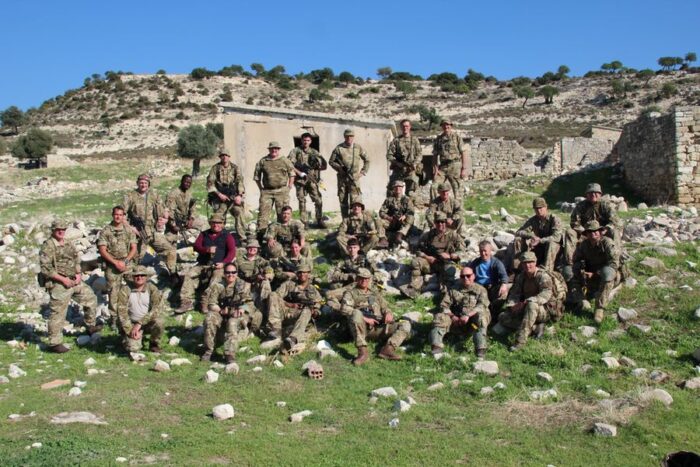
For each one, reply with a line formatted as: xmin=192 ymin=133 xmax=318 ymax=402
xmin=541 ymin=164 xmax=643 ymax=207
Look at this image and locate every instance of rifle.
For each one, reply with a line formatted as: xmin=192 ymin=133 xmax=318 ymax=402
xmin=360 ymin=307 xmax=383 ymax=325
xmin=130 ymin=216 xmax=147 ymax=240
xmin=452 ymin=305 xmax=478 ymax=331
xmin=220 ymin=294 xmax=246 ymax=316
xmin=287 ymin=288 xmax=321 ymax=309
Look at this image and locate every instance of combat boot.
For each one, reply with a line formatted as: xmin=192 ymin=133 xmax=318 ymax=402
xmin=86 ymin=324 xmax=103 ymax=335
xmin=200 ymin=350 xmax=212 ymax=362
xmin=224 ymin=353 xmax=235 ymax=364
xmin=378 ymin=343 xmax=402 ymax=361
xmin=593 ymin=308 xmax=605 ymax=324
xmin=47 ymin=343 xmax=70 ymax=354
xmin=283 ymin=336 xmax=297 ymax=353
xmin=431 ymin=345 xmax=444 ymax=356
xmin=353 ymin=346 xmax=369 ymax=366
xmin=533 ymin=323 xmax=545 ymax=339
xmin=476 ymin=348 xmax=486 ymax=360
xmin=149 ymin=342 xmax=162 ymax=354
xmin=175 ymin=300 xmax=193 ymax=315
xmin=377 ymin=238 xmax=390 ymax=249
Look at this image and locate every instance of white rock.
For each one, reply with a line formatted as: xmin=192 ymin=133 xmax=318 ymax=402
xmin=130 ymin=353 xmax=147 ymax=362
xmin=631 ymin=324 xmax=651 ymax=333
xmin=170 ymin=358 xmax=192 ymax=366
xmin=68 ymin=387 xmax=82 ymax=397
xmin=3 ymin=256 xmax=16 ymax=265
xmin=694 ymin=307 xmax=700 ymax=320
xmin=682 ymin=377 xmax=700 ymax=390
xmin=83 ymin=357 xmax=97 ymax=366
xmin=74 ymin=380 xmax=87 ymax=388
xmin=246 ymin=355 xmax=267 ymax=364
xmin=393 ymin=400 xmax=411 ymax=412
xmin=666 ymin=349 xmax=678 ymax=357
xmin=616 ymin=307 xmax=638 ymax=322
xmin=601 ymin=357 xmax=620 ymax=369
xmin=593 ymin=423 xmax=617 ymax=437
xmin=640 ymin=257 xmax=665 ymax=270
xmin=0 ymin=376 xmax=9 ymax=384
xmin=631 ymin=368 xmax=648 ymax=378
xmin=87 ymin=369 xmax=99 ymax=376
xmin=289 ymin=410 xmax=312 ymax=423
xmin=168 ymin=336 xmax=180 ymax=346
xmin=388 ymin=417 xmax=400 ymax=428
xmin=537 ymin=372 xmax=553 ymax=383
xmin=225 ymin=363 xmax=240 ymax=374
xmin=115 ymin=458 xmax=127 ymax=463
xmin=276 ymin=401 xmax=287 ymax=408
xmin=7 ymin=339 xmax=20 ymax=348
xmin=31 ymin=442 xmax=42 ymax=448
xmin=530 ymin=389 xmax=558 ymax=402
xmin=252 ymin=366 xmax=263 ymax=372
xmin=204 ymin=370 xmax=219 ymax=383
xmin=50 ymin=411 xmax=107 ymax=425
xmin=473 ymin=360 xmax=499 ymax=376
xmin=493 ymin=382 xmax=506 ymax=390
xmin=371 ymin=387 xmax=398 ymax=398
xmin=640 ymin=388 xmax=673 ymax=406
xmin=480 ymin=386 xmax=494 ymax=395
xmin=594 ymin=389 xmax=611 ymax=398
xmin=427 ymin=382 xmax=444 ymax=391
xmin=649 ymin=370 xmax=669 ymax=382
xmin=212 ymin=404 xmax=234 ymax=420
xmin=579 ymin=326 xmax=597 ymax=338
xmin=2 ymin=234 xmax=15 ymax=246
xmin=273 ymin=360 xmax=284 ymax=369
xmin=184 ymin=314 xmax=193 ymax=329
xmin=153 ymin=360 xmax=170 ymax=372
xmin=8 ymin=364 xmax=26 ymax=378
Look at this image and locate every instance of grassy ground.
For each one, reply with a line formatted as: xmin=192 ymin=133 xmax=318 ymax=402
xmin=0 ymin=163 xmax=698 ymax=466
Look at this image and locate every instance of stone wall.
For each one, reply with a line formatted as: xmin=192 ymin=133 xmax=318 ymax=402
xmin=674 ymin=106 xmax=700 ymax=205
xmin=560 ymin=137 xmax=613 ymax=170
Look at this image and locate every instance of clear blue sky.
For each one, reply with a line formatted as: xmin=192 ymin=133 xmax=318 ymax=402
xmin=2 ymin=0 xmax=698 ymax=110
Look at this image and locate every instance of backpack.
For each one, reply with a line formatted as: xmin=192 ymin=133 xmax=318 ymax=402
xmin=543 ymin=269 xmax=567 ymax=320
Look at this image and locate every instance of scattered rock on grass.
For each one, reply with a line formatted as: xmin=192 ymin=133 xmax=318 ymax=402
xmin=640 ymin=388 xmax=673 ymax=406
xmin=50 ymin=411 xmax=107 ymax=425
xmin=212 ymin=404 xmax=234 ymax=420
xmin=371 ymin=387 xmax=398 ymax=398
xmin=617 ymin=307 xmax=638 ymax=322
xmin=601 ymin=357 xmax=620 ymax=369
xmin=473 ymin=360 xmax=499 ymax=376
xmin=204 ymin=370 xmax=219 ymax=383
xmin=289 ymin=410 xmax=312 ymax=423
xmin=537 ymin=372 xmax=553 ymax=383
xmin=153 ymin=360 xmax=170 ymax=372
xmin=593 ymin=423 xmax=617 ymax=437
xmin=40 ymin=379 xmax=71 ymax=390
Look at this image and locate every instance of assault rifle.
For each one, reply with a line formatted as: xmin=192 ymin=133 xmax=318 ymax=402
xmin=360 ymin=307 xmax=383 ymax=325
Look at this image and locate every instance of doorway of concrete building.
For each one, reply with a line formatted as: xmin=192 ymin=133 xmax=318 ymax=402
xmin=292 ymin=134 xmax=320 ymax=151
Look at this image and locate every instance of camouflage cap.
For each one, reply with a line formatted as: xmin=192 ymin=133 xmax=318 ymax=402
xmin=209 ymin=213 xmax=225 ymax=223
xmin=437 ymin=183 xmax=450 ymax=192
xmin=126 ymin=265 xmax=155 ymax=277
xmin=296 ymin=264 xmax=312 ymax=273
xmin=532 ymin=197 xmax=548 ymax=209
xmin=440 ymin=119 xmax=453 ymax=126
xmin=246 ymin=239 xmax=260 ymax=248
xmin=434 ymin=211 xmax=448 ymax=222
xmin=51 ymin=219 xmax=68 ymax=230
xmin=343 ymin=128 xmax=355 ymax=137
xmin=268 ymin=141 xmax=281 ymax=149
xmin=351 ymin=200 xmax=365 ymax=209
xmin=583 ymin=220 xmax=605 ymax=232
xmin=219 ymin=150 xmax=230 ymax=157
xmin=356 ymin=268 xmax=372 ymax=279
xmin=585 ymin=183 xmax=602 ymax=194
xmin=137 ymin=173 xmax=151 ymax=184
xmin=392 ymin=180 xmax=406 ymax=188
xmin=520 ymin=251 xmax=537 ymax=263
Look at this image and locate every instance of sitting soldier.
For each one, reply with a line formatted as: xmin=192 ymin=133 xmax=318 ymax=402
xmin=115 ymin=266 xmax=164 ymax=358
xmin=270 ymin=239 xmax=313 ymax=289
xmin=337 ymin=201 xmax=381 ymax=256
xmin=514 ymin=197 xmax=563 ymax=271
xmin=263 ymin=205 xmax=307 ymax=259
xmin=266 ymin=264 xmax=323 ymax=353
xmin=430 ymin=266 xmax=490 ymax=359
xmin=325 ymin=238 xmax=378 ymax=313
xmin=570 ymin=220 xmax=622 ymax=324
xmin=497 ymin=252 xmax=563 ymax=351
xmin=201 ymin=262 xmax=258 ymax=363
xmin=340 ymin=268 xmax=412 ymax=365
xmin=236 ymin=239 xmax=273 ymax=317
xmin=378 ymin=180 xmax=415 ymax=249
xmin=426 ymin=183 xmax=464 ymax=233
xmin=400 ymin=212 xmax=462 ymax=299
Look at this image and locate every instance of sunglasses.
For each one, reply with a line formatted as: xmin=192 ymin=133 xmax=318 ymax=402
xmin=134 ymin=274 xmax=147 ymax=278
xmin=224 ymin=271 xmax=238 ymax=275
xmin=460 ymin=273 xmax=474 ymax=278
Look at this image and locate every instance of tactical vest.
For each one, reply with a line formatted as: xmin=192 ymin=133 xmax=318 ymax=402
xmin=198 ymin=230 xmax=231 ymax=265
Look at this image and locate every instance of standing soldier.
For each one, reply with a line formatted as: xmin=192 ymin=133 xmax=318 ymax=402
xmin=254 ymin=141 xmax=296 ymax=235
xmin=329 ymin=129 xmax=370 ymax=218
xmin=166 ymin=174 xmax=196 ymax=240
xmin=115 ymin=266 xmax=164 ymax=357
xmin=288 ymin=132 xmax=328 ymax=228
xmin=379 ymin=180 xmax=415 ymax=248
xmin=97 ymin=206 xmax=137 ymax=323
xmin=432 ymin=119 xmax=470 ymax=199
xmin=340 ymin=269 xmax=411 ymax=365
xmin=201 ymin=263 xmax=257 ymax=363
xmin=206 ymin=151 xmax=246 ymax=242
xmin=337 ymin=201 xmax=381 ymax=256
xmin=514 ymin=197 xmax=563 ymax=271
xmin=430 ymin=266 xmax=490 ymax=359
xmin=387 ymin=119 xmax=423 ymax=196
xmin=40 ymin=220 xmax=101 ymax=353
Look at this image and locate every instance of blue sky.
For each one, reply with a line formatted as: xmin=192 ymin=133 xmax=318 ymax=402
xmin=2 ymin=0 xmax=698 ymax=110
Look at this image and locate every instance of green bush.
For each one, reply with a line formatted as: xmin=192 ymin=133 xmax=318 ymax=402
xmin=659 ymin=82 xmax=678 ymax=98
xmin=0 ymin=106 xmax=27 ymax=134
xmin=308 ymin=88 xmax=332 ymax=102
xmin=190 ymin=67 xmax=215 ymax=80
xmin=11 ymin=128 xmax=53 ymax=159
xmin=177 ymin=124 xmax=219 ymax=160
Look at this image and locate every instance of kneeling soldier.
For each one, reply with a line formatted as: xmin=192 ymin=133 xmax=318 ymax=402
xmin=340 ymin=268 xmax=411 ymax=365
xmin=430 ymin=266 xmax=490 ymax=359
xmin=201 ymin=263 xmax=257 ymax=363
xmin=115 ymin=266 xmax=164 ymax=357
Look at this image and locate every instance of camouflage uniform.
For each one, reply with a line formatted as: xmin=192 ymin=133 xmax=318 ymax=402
xmin=406 ymin=228 xmax=463 ymax=293
xmin=379 ymin=193 xmax=415 ymax=241
xmin=325 ymin=254 xmax=377 ymax=312
xmin=514 ymin=214 xmax=563 ymax=270
xmin=206 ymin=161 xmax=246 ymax=239
xmin=203 ymin=278 xmax=257 ymax=357
xmin=236 ymin=253 xmax=273 ymax=310
xmin=271 ymin=254 xmax=313 ymax=289
xmin=329 ymin=142 xmax=369 ymax=218
xmin=572 ymin=235 xmax=620 ymax=315
xmin=426 ymin=195 xmax=464 ymax=232
xmin=386 ymin=134 xmax=423 ymax=195
xmin=254 ymin=155 xmax=295 ymax=233
xmin=288 ymin=146 xmax=327 ymax=224
xmin=115 ymin=281 xmax=164 ymax=352
xmin=500 ymin=268 xmax=558 ymax=346
xmin=432 ymin=131 xmax=469 ymax=198
xmin=40 ymin=237 xmax=98 ymax=346
xmin=337 ymin=211 xmax=381 ymax=256
xmin=123 ymin=189 xmax=176 ymax=272
xmin=165 ymin=186 xmax=195 ymax=234
xmin=97 ymin=223 xmax=137 ymax=316
xmin=267 ymin=278 xmax=322 ymax=343
xmin=565 ymin=198 xmax=621 ymax=266
xmin=339 ymin=286 xmax=411 ymax=349
xmin=430 ymin=282 xmax=490 ymax=355
xmin=263 ymin=219 xmax=307 ymax=259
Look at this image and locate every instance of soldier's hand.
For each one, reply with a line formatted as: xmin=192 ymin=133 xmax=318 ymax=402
xmin=531 ymin=237 xmax=541 ymax=247
xmin=129 ymin=324 xmax=142 ymax=339
xmin=439 ymin=252 xmax=451 ymax=261
xmin=498 ymin=284 xmax=509 ymax=299
xmin=399 ymin=215 xmax=406 ymax=222
xmin=217 ymin=192 xmax=229 ymax=202
xmin=384 ymin=312 xmax=394 ymax=324
xmin=450 ymin=314 xmax=460 ymax=325
xmin=363 ymin=316 xmax=378 ymax=327
xmin=61 ymin=277 xmax=74 ymax=288
xmin=233 ymin=195 xmax=243 ymax=206
xmin=114 ymin=260 xmax=127 ymax=272
xmin=214 ymin=262 xmax=224 ymax=269
xmin=460 ymin=167 xmax=468 ymax=179
xmin=583 ymin=271 xmax=594 ymax=280
xmin=426 ymin=256 xmax=436 ymax=265
xmin=74 ymin=273 xmax=82 ymax=285
xmin=186 ymin=218 xmax=194 ymax=229
xmin=232 ymin=308 xmax=243 ymax=318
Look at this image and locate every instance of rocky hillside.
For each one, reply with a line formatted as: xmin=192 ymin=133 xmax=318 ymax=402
xmin=9 ymin=69 xmax=700 ymax=157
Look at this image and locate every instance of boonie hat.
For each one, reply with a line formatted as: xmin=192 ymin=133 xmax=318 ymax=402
xmin=520 ymin=251 xmax=537 ymax=263
xmin=586 ymin=183 xmax=602 ymax=194
xmin=532 ymin=197 xmax=548 ymax=209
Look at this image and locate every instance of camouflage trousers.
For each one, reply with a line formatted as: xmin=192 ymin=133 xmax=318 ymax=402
xmin=47 ymin=282 xmax=98 ymax=346
xmin=136 ymin=230 xmax=177 ymax=273
xmin=571 ymin=265 xmax=618 ymax=312
xmin=324 ymin=285 xmax=349 ymax=314
xmin=119 ymin=316 xmax=164 ymax=352
xmin=513 ymin=238 xmax=561 ymax=272
xmin=430 ymin=310 xmax=491 ymax=353
xmin=380 ymin=218 xmax=412 ymax=239
xmin=433 ymin=160 xmax=467 ymax=199
xmin=203 ymin=310 xmax=262 ymax=355
xmin=104 ymin=264 xmax=126 ymax=318
xmin=498 ymin=301 xmax=550 ymax=345
xmin=210 ymin=199 xmax=247 ymax=242
xmin=265 ymin=241 xmax=311 ymax=260
xmin=410 ymin=257 xmax=458 ymax=290
xmin=349 ymin=310 xmax=411 ymax=349
xmin=267 ymin=292 xmax=315 ymax=342
xmin=563 ymin=228 xmax=621 ymax=266
xmin=337 ymin=233 xmax=379 ymax=257
xmin=257 ymin=187 xmax=290 ymax=233
xmin=180 ymin=265 xmax=224 ymax=302
xmin=295 ymin=181 xmax=323 ymax=224
xmin=337 ymin=176 xmax=362 ymax=219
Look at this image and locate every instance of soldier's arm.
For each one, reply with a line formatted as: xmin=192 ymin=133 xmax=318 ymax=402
xmin=328 ymin=148 xmax=342 ymax=172
xmin=286 ymin=158 xmax=296 ymax=187
xmin=253 ymin=160 xmax=263 ymax=190
xmin=205 ymin=284 xmax=223 ymax=313
xmin=233 ymin=165 xmax=244 ymax=196
xmin=378 ymin=200 xmax=391 ymax=220
xmin=439 ymin=290 xmax=454 ymax=314
xmin=411 ymin=137 xmax=424 ymax=167
xmin=604 ymin=202 xmax=621 ymax=232
xmin=529 ymin=273 xmax=553 ymax=305
xmin=39 ymin=242 xmax=57 ymax=279
xmin=543 ymin=215 xmax=563 ymax=244
xmin=115 ymin=287 xmax=133 ymax=334
xmin=339 ymin=290 xmax=356 ymax=317
xmin=386 ymin=139 xmax=399 ymax=164
xmin=515 ymin=218 xmax=535 ymax=239
xmin=206 ymin=165 xmax=218 ymax=193
xmin=505 ymin=276 xmax=523 ymax=308
xmin=604 ymin=239 xmax=620 ymax=270
xmin=570 ymin=204 xmax=583 ymax=231
xmin=476 ymin=287 xmax=490 ymax=314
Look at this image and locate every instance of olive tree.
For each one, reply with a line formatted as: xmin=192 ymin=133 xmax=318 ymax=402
xmin=177 ymin=124 xmax=219 ymax=177
xmin=11 ymin=128 xmax=53 ymax=167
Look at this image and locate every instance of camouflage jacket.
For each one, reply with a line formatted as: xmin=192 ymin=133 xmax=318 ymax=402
xmin=207 ymin=162 xmax=244 ymax=195
xmin=276 ymin=279 xmax=322 ymax=308
xmin=329 ymin=143 xmax=369 ymax=180
xmin=166 ymin=187 xmax=195 ymax=227
xmin=516 ymin=214 xmax=563 ymax=244
xmin=379 ymin=195 xmax=415 ymax=223
xmin=426 ymin=196 xmax=464 ymax=228
xmin=205 ymin=278 xmax=253 ymax=314
xmin=264 ymin=220 xmax=305 ymax=246
xmin=115 ymin=283 xmax=162 ymax=334
xmin=97 ymin=223 xmax=137 ymax=260
xmin=328 ymin=254 xmax=375 ymax=284
xmin=573 ymin=237 xmax=619 ymax=272
xmin=432 ymin=131 xmax=464 ymax=164
xmin=288 ymin=147 xmax=327 ymax=185
xmin=506 ymin=269 xmax=553 ymax=307
xmin=123 ymin=189 xmax=164 ymax=232
xmin=40 ymin=237 xmax=80 ymax=280
xmin=340 ymin=286 xmax=390 ymax=319
xmin=254 ymin=155 xmax=295 ymax=190
xmin=417 ymin=229 xmax=462 ymax=258
xmin=440 ymin=282 xmax=490 ymax=317
xmin=338 ymin=212 xmax=379 ymax=237
xmin=387 ymin=135 xmax=423 ymax=173
xmin=570 ymin=199 xmax=620 ymax=233
xmin=236 ymin=255 xmax=271 ymax=284
xmin=272 ymin=255 xmax=313 ymax=283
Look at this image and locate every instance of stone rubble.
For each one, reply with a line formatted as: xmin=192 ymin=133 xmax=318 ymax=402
xmin=212 ymin=404 xmax=235 ymax=420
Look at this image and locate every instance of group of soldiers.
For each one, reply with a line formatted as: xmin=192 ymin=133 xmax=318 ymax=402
xmin=38 ymin=118 xmax=628 ymax=365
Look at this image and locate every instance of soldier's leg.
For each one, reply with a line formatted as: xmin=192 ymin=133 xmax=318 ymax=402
xmin=142 ymin=315 xmax=165 ymax=347
xmin=429 ymin=312 xmax=453 ymax=350
xmin=150 ymin=235 xmax=177 ymax=273
xmin=307 ymin=183 xmax=324 ymax=224
xmin=257 ymin=190 xmax=274 ymax=233
xmin=266 ymin=242 xmax=285 ymax=260
xmin=324 ymin=287 xmax=347 ymax=314
xmin=594 ymin=266 xmax=617 ymax=312
xmin=296 ymin=184 xmax=308 ymax=224
xmin=542 ymin=242 xmax=561 ymax=271
xmin=72 ymin=282 xmax=99 ymax=327
xmin=563 ymin=227 xmax=578 ymax=267
xmin=122 ymin=333 xmax=143 ymax=353
xmin=361 ymin=234 xmax=379 ymax=254
xmin=104 ymin=267 xmax=123 ymax=319
xmin=337 ymin=178 xmax=349 ymax=218
xmin=337 ymin=233 xmax=350 ymax=256
xmin=229 ymin=203 xmax=247 ymax=241
xmin=272 ymin=188 xmax=290 ymax=222
xmin=349 ymin=309 xmax=369 ymax=348
xmin=385 ymin=320 xmax=412 ymax=348
xmin=413 ymin=257 xmax=430 ymax=289
xmin=514 ymin=302 xmax=548 ymax=346
xmin=203 ymin=311 xmax=223 ymax=353
xmin=266 ymin=292 xmax=285 ymax=335
xmin=199 ymin=268 xmax=222 ymax=309
xmin=497 ymin=308 xmax=522 ymax=332
xmin=179 ymin=265 xmax=203 ymax=302
xmin=47 ymin=284 xmax=72 ymax=346
xmin=444 ymin=164 xmax=463 ymax=199
xmin=473 ymin=309 xmax=492 ymax=355
xmin=224 ymin=315 xmax=249 ymax=356
xmin=288 ymin=308 xmax=313 ymax=343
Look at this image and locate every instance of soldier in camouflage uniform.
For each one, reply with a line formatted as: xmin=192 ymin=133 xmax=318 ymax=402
xmin=254 ymin=141 xmax=296 ymax=234
xmin=236 ymin=239 xmax=273 ymax=318
xmin=386 ymin=119 xmax=423 ymax=196
xmin=201 ymin=262 xmax=257 ymax=363
xmin=325 ymin=238 xmax=377 ymax=312
xmin=288 ymin=132 xmax=328 ymax=227
xmin=379 ymin=180 xmax=415 ymax=248
xmin=166 ymin=174 xmax=196 ymax=240
xmin=114 ymin=266 xmax=164 ymax=357
xmin=571 ymin=220 xmax=621 ymax=324
xmin=263 ymin=206 xmax=308 ymax=259
xmin=122 ymin=174 xmax=177 ymax=277
xmin=514 ymin=197 xmax=563 ymax=271
xmin=266 ymin=264 xmax=323 ymax=353
xmin=498 ymin=252 xmax=561 ymax=351
xmin=400 ymin=212 xmax=463 ymax=299
xmin=40 ymin=220 xmax=101 ymax=353
xmin=432 ymin=119 xmax=470 ymax=199
xmin=426 ymin=183 xmax=464 ymax=233
xmin=329 ymin=129 xmax=370 ymax=218
xmin=340 ymin=268 xmax=411 ymax=365
xmin=207 ymin=151 xmax=246 ymax=242
xmin=97 ymin=206 xmax=137 ymax=322
xmin=430 ymin=266 xmax=490 ymax=359
xmin=337 ymin=201 xmax=381 ymax=256
xmin=271 ymin=239 xmax=313 ymax=289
